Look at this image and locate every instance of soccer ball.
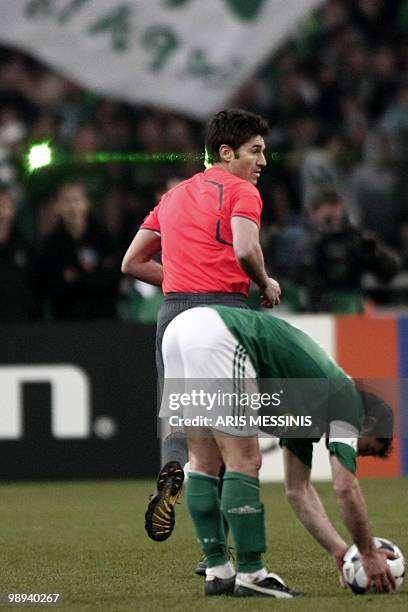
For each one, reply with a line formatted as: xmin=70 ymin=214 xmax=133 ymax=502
xmin=342 ymin=537 xmax=405 ymax=594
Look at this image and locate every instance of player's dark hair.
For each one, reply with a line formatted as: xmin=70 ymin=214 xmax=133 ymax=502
xmin=205 ymin=109 xmax=269 ymax=164
xmin=359 ymin=391 xmax=394 ymax=458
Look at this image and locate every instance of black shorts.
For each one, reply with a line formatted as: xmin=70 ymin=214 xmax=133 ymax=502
xmin=155 ymin=292 xmax=248 ymax=389
xmin=279 ymin=438 xmax=322 ymax=468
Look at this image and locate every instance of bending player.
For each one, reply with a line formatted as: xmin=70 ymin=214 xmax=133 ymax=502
xmin=281 ymin=390 xmax=394 ymax=591
xmin=160 ymin=305 xmax=396 ymax=595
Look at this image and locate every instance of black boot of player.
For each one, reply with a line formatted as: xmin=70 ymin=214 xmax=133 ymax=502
xmin=144 ymin=461 xmax=184 ymax=542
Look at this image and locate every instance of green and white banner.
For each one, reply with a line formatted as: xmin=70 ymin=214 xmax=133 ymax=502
xmin=0 ymin=0 xmax=324 ymax=118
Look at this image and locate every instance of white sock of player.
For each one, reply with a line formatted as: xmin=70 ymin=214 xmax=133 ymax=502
xmin=206 ymin=561 xmax=235 ymax=580
xmin=236 ymin=567 xmax=268 ymax=583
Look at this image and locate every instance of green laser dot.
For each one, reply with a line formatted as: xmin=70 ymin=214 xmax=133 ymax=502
xmin=26 ymin=142 xmax=53 ymax=172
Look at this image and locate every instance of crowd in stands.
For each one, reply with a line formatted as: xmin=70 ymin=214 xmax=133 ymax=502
xmin=1 ymin=0 xmax=408 ymax=321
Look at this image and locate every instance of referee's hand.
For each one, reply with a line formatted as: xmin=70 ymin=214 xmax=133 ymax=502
xmin=261 ymin=278 xmax=281 ymax=308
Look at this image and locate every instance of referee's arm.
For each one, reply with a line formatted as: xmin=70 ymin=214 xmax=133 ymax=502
xmin=232 ymin=217 xmax=280 ymax=307
xmin=121 ymin=229 xmax=163 ymax=287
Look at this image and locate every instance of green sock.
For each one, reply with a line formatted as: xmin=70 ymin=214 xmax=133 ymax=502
xmin=186 ymin=472 xmax=228 ymax=568
xmin=221 ymin=471 xmax=266 ymax=573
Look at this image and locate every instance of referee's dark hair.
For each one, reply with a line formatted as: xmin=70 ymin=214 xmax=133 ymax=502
xmin=205 ymin=108 xmax=269 ymax=164
xmin=359 ymin=390 xmax=394 ymax=458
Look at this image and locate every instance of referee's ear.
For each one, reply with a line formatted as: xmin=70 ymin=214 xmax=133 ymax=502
xmin=219 ymin=144 xmax=234 ymax=162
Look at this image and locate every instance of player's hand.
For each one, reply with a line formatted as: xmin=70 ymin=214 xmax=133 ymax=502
xmin=260 ymin=277 xmax=281 ymax=308
xmin=333 ymin=547 xmax=349 ymax=588
xmin=361 ymin=549 xmax=396 ymax=592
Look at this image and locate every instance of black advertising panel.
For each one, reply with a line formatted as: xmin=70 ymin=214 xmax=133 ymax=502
xmin=0 ymin=322 xmax=159 ymax=480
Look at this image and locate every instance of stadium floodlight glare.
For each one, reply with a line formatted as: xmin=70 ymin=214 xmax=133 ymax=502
xmin=26 ymin=142 xmax=53 ymax=173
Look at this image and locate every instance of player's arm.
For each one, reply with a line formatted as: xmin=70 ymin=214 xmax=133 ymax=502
xmin=231 ymin=217 xmax=280 ymax=307
xmin=330 ymin=453 xmax=395 ymax=592
xmin=121 ymin=229 xmax=163 ymax=287
xmin=283 ymin=447 xmax=349 ymax=585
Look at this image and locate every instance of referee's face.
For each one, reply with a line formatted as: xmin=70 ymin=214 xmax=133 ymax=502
xmin=223 ymin=135 xmax=267 ymax=185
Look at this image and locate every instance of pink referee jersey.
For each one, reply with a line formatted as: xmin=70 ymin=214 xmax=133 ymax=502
xmin=141 ymin=166 xmax=263 ymax=296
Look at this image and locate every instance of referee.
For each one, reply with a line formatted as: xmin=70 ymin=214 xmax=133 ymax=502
xmin=121 ymin=108 xmax=280 ymax=544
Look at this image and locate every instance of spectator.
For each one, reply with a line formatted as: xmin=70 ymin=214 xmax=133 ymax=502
xmin=40 ymin=181 xmax=120 ymax=320
xmin=340 ymin=94 xmax=369 ymax=151
xmin=263 ymin=183 xmax=305 ymax=280
xmin=367 ymin=45 xmax=399 ymax=120
xmin=0 ymin=107 xmax=26 ymax=186
xmin=72 ymin=122 xmax=100 ymax=158
xmin=349 ymin=129 xmax=399 ymax=244
xmin=95 ymin=101 xmax=134 ymax=151
xmin=300 ymin=132 xmax=344 ymax=209
xmin=262 ymin=184 xmax=306 ymax=312
xmin=290 ymin=190 xmax=399 ymax=313
xmin=352 ymin=0 xmax=398 ymax=46
xmin=315 ymin=61 xmax=342 ymax=129
xmin=381 ymin=83 xmax=408 ymax=162
xmin=0 ymin=187 xmax=39 ymax=320
xmin=382 ymin=83 xmax=408 ymax=214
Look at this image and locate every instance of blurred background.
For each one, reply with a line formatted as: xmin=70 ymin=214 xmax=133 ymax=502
xmin=1 ymin=0 xmax=407 ymax=481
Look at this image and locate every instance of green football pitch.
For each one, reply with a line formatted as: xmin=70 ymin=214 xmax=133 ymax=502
xmin=0 ymin=479 xmax=407 ymax=611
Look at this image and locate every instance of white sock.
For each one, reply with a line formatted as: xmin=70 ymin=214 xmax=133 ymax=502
xmin=206 ymin=561 xmax=235 ymax=580
xmin=237 ymin=567 xmax=268 ymax=583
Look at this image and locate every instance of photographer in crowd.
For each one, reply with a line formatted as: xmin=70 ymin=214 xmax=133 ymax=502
xmin=290 ymin=190 xmax=399 ymax=313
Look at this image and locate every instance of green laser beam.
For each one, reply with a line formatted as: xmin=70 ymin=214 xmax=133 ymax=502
xmin=25 ymin=144 xmax=285 ymax=173
xmin=85 ymin=151 xmax=207 ymax=163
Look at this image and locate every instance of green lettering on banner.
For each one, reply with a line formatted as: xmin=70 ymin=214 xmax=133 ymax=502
xmin=163 ymin=0 xmax=191 ymax=6
xmin=163 ymin=0 xmax=266 ymax=20
xmin=225 ymin=0 xmax=266 ymax=20
xmin=182 ymin=51 xmax=242 ymax=89
xmin=142 ymin=26 xmax=179 ymax=72
xmin=88 ymin=4 xmax=132 ymax=52
xmin=25 ymin=0 xmax=57 ymax=18
xmin=186 ymin=49 xmax=217 ymax=78
xmin=58 ymin=0 xmax=91 ymax=24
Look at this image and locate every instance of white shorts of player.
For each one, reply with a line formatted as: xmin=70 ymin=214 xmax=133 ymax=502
xmin=160 ymin=306 xmax=258 ymax=436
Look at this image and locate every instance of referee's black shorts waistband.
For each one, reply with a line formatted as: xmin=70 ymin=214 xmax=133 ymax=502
xmin=163 ymin=292 xmax=247 ymax=304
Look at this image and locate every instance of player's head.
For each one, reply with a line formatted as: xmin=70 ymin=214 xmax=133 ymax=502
xmin=205 ymin=109 xmax=268 ymax=185
xmin=357 ymin=391 xmax=394 ymax=458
